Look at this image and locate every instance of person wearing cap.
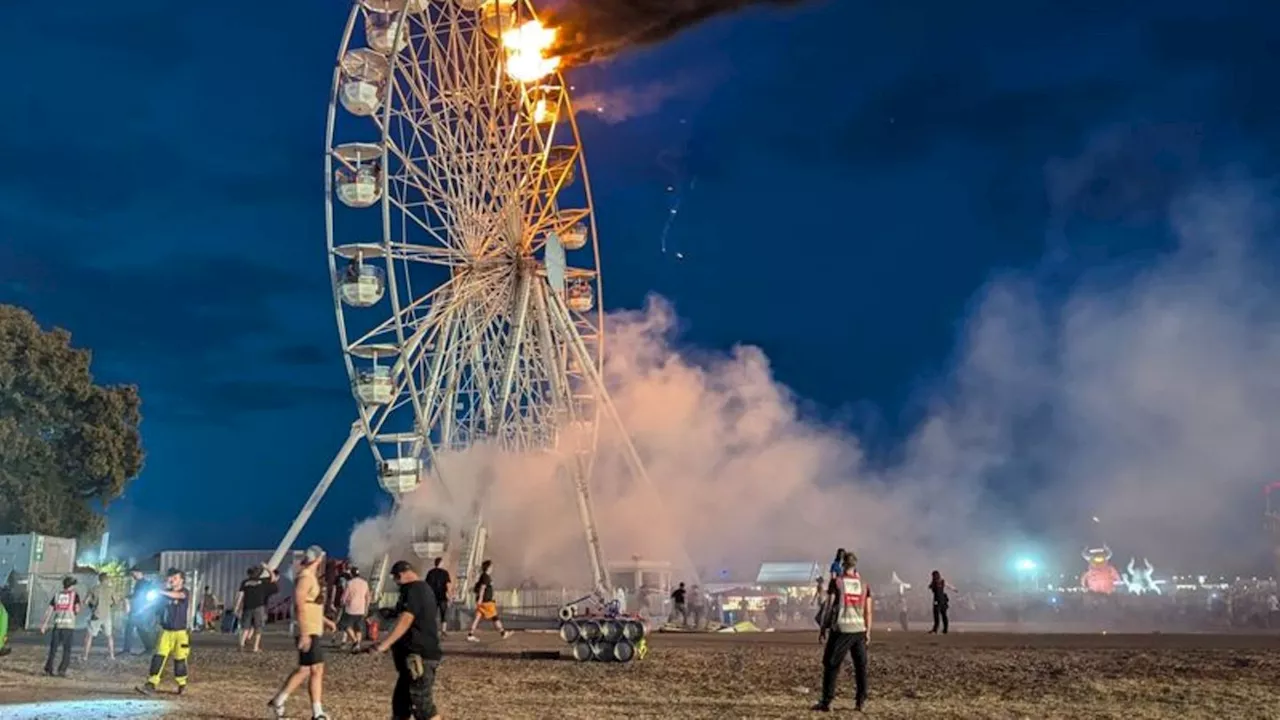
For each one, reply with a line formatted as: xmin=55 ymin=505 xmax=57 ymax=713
xmin=39 ymin=575 xmax=81 ymax=676
xmin=137 ymin=568 xmax=192 ymax=695
xmin=269 ymin=546 xmax=337 ymax=720
xmin=813 ymin=550 xmax=872 ymax=713
xmin=365 ymin=560 xmax=443 ymax=720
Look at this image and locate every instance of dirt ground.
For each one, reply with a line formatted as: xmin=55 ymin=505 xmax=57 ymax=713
xmin=1 ymin=629 xmax=1278 ymax=719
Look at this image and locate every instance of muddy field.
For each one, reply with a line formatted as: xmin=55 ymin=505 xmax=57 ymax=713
xmin=1 ymin=629 xmax=1278 ymax=719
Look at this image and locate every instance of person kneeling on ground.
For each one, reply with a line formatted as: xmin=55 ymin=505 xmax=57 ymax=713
xmin=362 ymin=560 xmax=444 ymax=720
xmin=813 ymin=550 xmax=871 ymax=713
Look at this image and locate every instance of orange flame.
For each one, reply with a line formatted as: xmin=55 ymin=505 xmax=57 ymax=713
xmin=502 ymin=20 xmax=561 ymax=83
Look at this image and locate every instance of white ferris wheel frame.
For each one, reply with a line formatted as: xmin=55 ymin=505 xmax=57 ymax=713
xmin=269 ymin=0 xmax=659 ymax=597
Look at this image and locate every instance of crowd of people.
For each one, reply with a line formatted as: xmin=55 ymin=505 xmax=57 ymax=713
xmin=6 ymin=548 xmax=522 ymax=720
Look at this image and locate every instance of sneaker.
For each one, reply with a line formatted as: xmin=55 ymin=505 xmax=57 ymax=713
xmin=176 ymin=685 xmax=186 ymax=696
xmin=268 ymin=699 xmax=286 ymax=719
xmin=466 ymin=634 xmax=479 ymax=643
xmin=136 ymin=683 xmax=157 ymax=696
xmin=810 ymin=702 xmax=830 ymax=712
xmin=55 ymin=670 xmax=68 ymax=678
xmin=500 ymin=630 xmax=514 ymax=639
xmin=0 ymin=647 xmax=11 ymax=657
xmin=311 ymin=715 xmax=330 ymax=720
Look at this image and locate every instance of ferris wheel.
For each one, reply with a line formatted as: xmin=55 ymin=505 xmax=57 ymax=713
xmin=268 ymin=0 xmax=656 ymax=596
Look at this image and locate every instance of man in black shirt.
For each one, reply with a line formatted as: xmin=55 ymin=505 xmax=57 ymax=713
xmin=123 ymin=568 xmax=155 ymax=656
xmin=670 ymin=582 xmax=688 ymax=627
xmin=235 ymin=565 xmax=279 ymax=652
xmin=423 ymin=558 xmax=451 ymax=636
xmin=368 ymin=560 xmax=442 ymax=720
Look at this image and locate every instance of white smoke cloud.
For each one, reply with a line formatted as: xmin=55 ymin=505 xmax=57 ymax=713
xmin=573 ymin=77 xmax=703 ymax=124
xmin=350 ymin=182 xmax=1280 ymax=586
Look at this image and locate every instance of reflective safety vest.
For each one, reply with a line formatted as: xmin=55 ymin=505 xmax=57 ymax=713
xmin=834 ymin=572 xmax=868 ymax=634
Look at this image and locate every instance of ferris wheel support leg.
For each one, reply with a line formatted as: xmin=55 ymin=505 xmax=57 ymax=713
xmin=268 ymin=420 xmax=364 ymax=570
xmin=548 ymin=291 xmax=701 ymax=586
xmin=371 ymin=553 xmax=392 ymax=602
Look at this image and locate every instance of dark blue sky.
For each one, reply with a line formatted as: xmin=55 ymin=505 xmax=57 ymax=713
xmin=3 ymin=0 xmax=1278 ymax=558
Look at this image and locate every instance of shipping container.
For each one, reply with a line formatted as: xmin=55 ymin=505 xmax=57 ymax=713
xmin=0 ymin=533 xmax=78 ymax=582
xmin=148 ymin=550 xmax=303 ymax=622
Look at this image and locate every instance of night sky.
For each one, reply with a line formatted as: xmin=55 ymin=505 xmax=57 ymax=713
xmin=3 ymin=0 xmax=1278 ymax=558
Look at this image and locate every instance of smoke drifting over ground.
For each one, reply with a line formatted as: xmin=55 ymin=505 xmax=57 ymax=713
xmin=547 ymin=0 xmax=809 ymax=65
xmin=350 ymin=186 xmax=1280 ymax=586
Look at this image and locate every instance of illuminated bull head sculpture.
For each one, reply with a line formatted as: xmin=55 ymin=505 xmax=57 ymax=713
xmin=1083 ymin=545 xmax=1112 ymax=566
xmin=1080 ymin=545 xmax=1121 ymax=594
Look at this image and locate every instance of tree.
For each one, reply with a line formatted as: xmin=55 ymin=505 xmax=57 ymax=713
xmin=0 ymin=305 xmax=143 ymax=539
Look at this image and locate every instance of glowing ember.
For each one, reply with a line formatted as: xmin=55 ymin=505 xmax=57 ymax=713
xmin=502 ymin=20 xmax=561 ymax=83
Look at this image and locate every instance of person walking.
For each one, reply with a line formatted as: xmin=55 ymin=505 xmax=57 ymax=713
xmin=339 ymin=567 xmax=371 ymax=648
xmin=235 ymin=564 xmax=279 ymax=652
xmin=812 ymin=550 xmax=871 ymax=713
xmin=122 ymin=567 xmax=155 ymax=656
xmin=83 ymin=572 xmax=120 ymax=660
xmin=268 ymin=546 xmax=337 ymax=720
xmin=928 ymin=570 xmax=949 ymax=634
xmin=669 ymin=582 xmax=688 ymax=627
xmin=466 ymin=560 xmax=512 ymax=642
xmin=365 ymin=560 xmax=444 ymax=720
xmin=39 ymin=576 xmax=82 ymax=676
xmin=423 ymin=558 xmax=451 ymax=636
xmin=136 ymin=569 xmax=194 ymax=696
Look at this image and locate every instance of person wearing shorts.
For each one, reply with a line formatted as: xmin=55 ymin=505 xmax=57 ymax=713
xmin=466 ymin=560 xmax=512 ymax=642
xmin=235 ymin=565 xmax=278 ymax=652
xmin=83 ymin=572 xmax=120 ymax=660
xmin=269 ymin=546 xmax=336 ymax=720
xmin=338 ymin=567 xmax=370 ymax=648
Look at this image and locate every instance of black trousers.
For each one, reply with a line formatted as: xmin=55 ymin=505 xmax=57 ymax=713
xmin=932 ymin=603 xmax=949 ymax=633
xmin=392 ymin=653 xmax=439 ymax=720
xmin=44 ymin=628 xmax=73 ymax=674
xmin=437 ymin=602 xmax=448 ymax=631
xmin=820 ymin=630 xmax=868 ymax=706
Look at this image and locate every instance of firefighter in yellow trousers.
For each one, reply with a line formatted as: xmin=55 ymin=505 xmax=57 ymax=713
xmin=137 ymin=569 xmax=192 ymax=695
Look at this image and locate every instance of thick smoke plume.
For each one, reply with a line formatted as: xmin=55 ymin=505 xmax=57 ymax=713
xmin=350 ymin=185 xmax=1280 ymax=587
xmin=547 ymin=0 xmax=809 ymax=65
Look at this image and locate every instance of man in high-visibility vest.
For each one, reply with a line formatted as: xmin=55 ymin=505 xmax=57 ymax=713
xmin=813 ymin=550 xmax=871 ymax=713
